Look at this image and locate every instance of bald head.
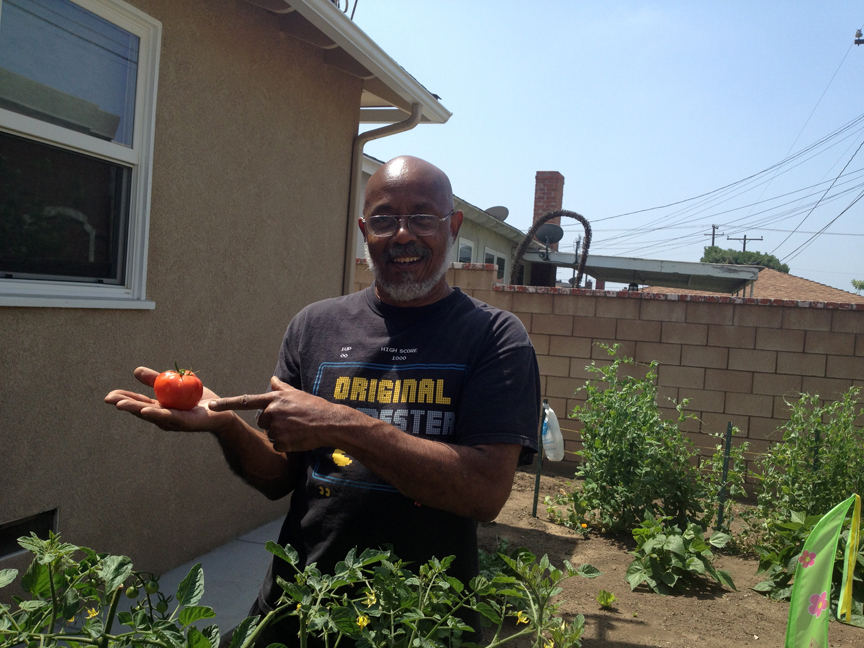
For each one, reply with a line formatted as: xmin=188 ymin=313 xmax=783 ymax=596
xmin=363 ymin=156 xmax=454 ymax=217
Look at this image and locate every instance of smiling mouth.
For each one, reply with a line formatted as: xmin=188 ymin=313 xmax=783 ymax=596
xmin=392 ymin=256 xmax=422 ymax=264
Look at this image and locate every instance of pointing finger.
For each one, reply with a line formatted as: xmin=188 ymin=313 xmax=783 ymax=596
xmin=208 ymin=392 xmax=275 ymax=412
xmin=270 ymin=376 xmax=295 ymax=391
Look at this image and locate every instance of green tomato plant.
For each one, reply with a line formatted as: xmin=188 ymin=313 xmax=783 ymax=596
xmin=753 ymin=388 xmax=864 ymax=526
xmin=1 ymin=533 xmax=594 ymax=648
xmin=546 ymin=345 xmax=705 ymax=534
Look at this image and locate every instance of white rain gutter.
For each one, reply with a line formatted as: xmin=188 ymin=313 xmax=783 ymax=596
xmin=342 ymin=103 xmax=423 ymax=295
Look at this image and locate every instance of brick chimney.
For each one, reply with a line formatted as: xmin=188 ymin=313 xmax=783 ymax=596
xmin=533 ymin=171 xmax=565 ymax=251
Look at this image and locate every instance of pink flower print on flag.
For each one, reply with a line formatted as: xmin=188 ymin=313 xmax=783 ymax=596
xmin=798 ymin=550 xmax=816 ymax=568
xmin=808 ymin=591 xmax=828 ymax=617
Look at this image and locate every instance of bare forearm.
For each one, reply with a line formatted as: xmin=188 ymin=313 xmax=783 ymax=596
xmin=327 ymin=411 xmax=521 ymax=521
xmin=211 ymin=413 xmax=300 ymax=500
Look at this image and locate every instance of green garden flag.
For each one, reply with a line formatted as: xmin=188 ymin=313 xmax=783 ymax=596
xmin=784 ymin=493 xmax=861 ymax=648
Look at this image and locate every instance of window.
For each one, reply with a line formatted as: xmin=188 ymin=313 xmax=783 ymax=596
xmin=0 ymin=0 xmax=161 ymax=308
xmin=457 ymin=238 xmax=474 ymax=263
xmin=484 ymin=247 xmax=506 ymax=280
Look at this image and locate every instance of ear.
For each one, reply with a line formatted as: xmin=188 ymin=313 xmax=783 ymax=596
xmin=358 ymin=217 xmax=367 ymax=242
xmin=449 ymin=210 xmax=464 ymax=240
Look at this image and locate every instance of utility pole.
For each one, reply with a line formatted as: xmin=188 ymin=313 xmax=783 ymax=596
xmin=727 ymin=234 xmax=763 ymax=251
xmin=704 ymin=224 xmax=724 ymax=246
xmin=855 ymin=29 xmax=863 ymax=45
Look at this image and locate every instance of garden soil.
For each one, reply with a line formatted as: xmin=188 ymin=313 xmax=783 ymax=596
xmin=479 ymin=469 xmax=862 ymax=648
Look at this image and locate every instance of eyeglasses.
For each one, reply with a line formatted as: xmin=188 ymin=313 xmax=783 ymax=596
xmin=363 ymin=211 xmax=454 ymax=238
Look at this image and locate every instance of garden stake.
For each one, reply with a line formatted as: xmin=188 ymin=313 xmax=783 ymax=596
xmin=716 ymin=422 xmax=733 ymax=529
xmin=532 ymin=399 xmax=548 ymax=518
xmin=812 ymin=427 xmax=821 ymax=473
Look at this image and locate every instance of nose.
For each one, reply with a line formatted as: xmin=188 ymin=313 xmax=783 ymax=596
xmin=391 ymin=217 xmax=417 ymax=243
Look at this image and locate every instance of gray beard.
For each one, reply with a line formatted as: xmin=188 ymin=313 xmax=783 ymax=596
xmin=364 ymin=236 xmax=453 ymax=304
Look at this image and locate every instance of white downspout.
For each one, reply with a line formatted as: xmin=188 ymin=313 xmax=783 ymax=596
xmin=341 ymin=102 xmax=423 ymax=295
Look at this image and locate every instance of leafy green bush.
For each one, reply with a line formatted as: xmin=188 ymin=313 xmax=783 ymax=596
xmin=754 ymin=387 xmax=864 ymax=522
xmin=547 ymin=345 xmax=704 ymax=533
xmin=625 ymin=513 xmax=736 ymax=595
xmin=751 ymin=510 xmax=864 ymax=626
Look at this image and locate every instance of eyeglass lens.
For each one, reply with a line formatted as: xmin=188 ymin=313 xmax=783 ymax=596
xmin=366 ymin=214 xmax=441 ymax=237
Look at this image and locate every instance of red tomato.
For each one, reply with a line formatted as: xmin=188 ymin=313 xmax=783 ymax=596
xmin=154 ymin=365 xmax=203 ymax=410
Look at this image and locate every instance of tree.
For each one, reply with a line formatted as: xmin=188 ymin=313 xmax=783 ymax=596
xmin=852 ymin=279 xmax=864 ymax=295
xmin=700 ymin=246 xmax=789 ymax=273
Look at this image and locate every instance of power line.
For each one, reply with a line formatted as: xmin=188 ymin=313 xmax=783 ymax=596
xmin=770 ymin=135 xmax=864 ymax=254
xmin=782 ymin=187 xmax=864 ymax=263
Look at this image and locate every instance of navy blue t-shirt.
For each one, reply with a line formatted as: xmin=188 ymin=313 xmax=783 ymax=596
xmin=255 ymin=286 xmax=540 ymax=618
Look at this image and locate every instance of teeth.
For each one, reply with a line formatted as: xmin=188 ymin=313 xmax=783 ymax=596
xmin=394 ymin=256 xmax=420 ymax=263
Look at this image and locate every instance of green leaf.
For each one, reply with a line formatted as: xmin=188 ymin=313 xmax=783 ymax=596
xmin=444 ymin=576 xmax=464 ymax=593
xmin=265 ymin=542 xmax=298 ymax=566
xmin=228 ymin=616 xmax=259 ymax=648
xmin=155 ymin=622 xmax=186 ymax=648
xmin=714 ymin=569 xmax=737 ymax=591
xmin=21 ymin=559 xmax=50 ymax=596
xmin=19 ymin=599 xmax=50 ymax=612
xmin=203 ymin=625 xmax=221 ymax=648
xmin=179 ymin=606 xmax=217 ymax=627
xmin=708 ymin=532 xmax=732 ymax=549
xmin=663 ymin=535 xmax=685 ymax=556
xmin=685 ymin=557 xmax=705 ymax=575
xmin=0 ymin=569 xmax=18 ymax=588
xmin=473 ymin=601 xmax=501 ymax=625
xmin=187 ymin=627 xmax=212 ymax=648
xmin=99 ymin=555 xmax=133 ymax=592
xmin=625 ymin=561 xmax=647 ymax=590
xmin=575 ymin=564 xmax=601 ymax=579
xmin=328 ymin=606 xmax=360 ymax=636
xmin=751 ymin=580 xmax=776 ymax=593
xmin=176 ymin=564 xmax=205 ymax=607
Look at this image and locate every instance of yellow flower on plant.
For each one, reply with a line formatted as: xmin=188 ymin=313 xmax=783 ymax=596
xmin=363 ymin=590 xmax=377 ymax=606
xmin=515 ymin=611 xmax=529 ymax=625
xmin=544 ymin=639 xmax=554 ymax=648
xmin=67 ymin=617 xmax=75 ymax=624
xmin=357 ymin=615 xmax=370 ymax=629
xmin=85 ymin=608 xmax=99 ymax=620
xmin=296 ymin=603 xmax=302 ymax=611
xmin=581 ymin=523 xmax=587 ymax=528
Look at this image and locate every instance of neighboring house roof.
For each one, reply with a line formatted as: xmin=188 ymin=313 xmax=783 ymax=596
xmin=243 ymin=0 xmax=450 ymax=124
xmin=645 ymin=268 xmax=864 ymax=303
xmin=362 ymin=154 xmax=534 ymax=247
xmin=524 ymin=251 xmax=760 ymax=294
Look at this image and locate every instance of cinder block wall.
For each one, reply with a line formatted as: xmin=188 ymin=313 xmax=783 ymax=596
xmin=495 ymin=285 xmax=864 ymax=473
xmin=354 ymin=259 xmax=500 ymax=303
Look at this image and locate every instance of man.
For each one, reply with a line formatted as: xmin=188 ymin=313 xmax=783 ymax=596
xmin=106 ymin=155 xmax=540 ymax=642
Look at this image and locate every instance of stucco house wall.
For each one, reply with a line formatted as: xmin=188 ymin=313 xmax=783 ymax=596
xmin=1 ymin=0 xmax=361 ymax=582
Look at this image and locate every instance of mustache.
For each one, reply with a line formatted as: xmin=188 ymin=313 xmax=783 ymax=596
xmin=381 ymin=243 xmax=432 ymax=263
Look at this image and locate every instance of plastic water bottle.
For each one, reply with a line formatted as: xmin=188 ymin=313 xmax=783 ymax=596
xmin=541 ymin=403 xmax=565 ymax=461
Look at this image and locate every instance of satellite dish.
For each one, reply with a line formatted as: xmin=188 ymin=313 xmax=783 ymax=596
xmin=535 ymin=223 xmax=564 ymax=245
xmin=486 ymin=206 xmax=509 ymax=221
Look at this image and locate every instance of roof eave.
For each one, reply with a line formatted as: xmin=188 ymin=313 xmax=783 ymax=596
xmin=284 ymin=0 xmax=451 ymax=124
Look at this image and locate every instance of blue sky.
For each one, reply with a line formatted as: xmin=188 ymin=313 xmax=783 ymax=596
xmin=355 ymin=2 xmax=864 ymax=293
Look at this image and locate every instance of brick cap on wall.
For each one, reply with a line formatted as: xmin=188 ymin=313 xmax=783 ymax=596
xmin=493 ymin=284 xmax=864 ymax=311
xmin=355 ymin=258 xmax=495 ymax=271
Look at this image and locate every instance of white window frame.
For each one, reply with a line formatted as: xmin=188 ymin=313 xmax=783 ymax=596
xmin=457 ymin=237 xmax=474 ymax=264
xmin=484 ymin=246 xmax=506 ymax=280
xmin=0 ymin=0 xmax=162 ymax=309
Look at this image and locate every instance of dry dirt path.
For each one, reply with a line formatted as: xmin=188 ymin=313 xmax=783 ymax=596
xmin=477 ymin=470 xmax=862 ymax=648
